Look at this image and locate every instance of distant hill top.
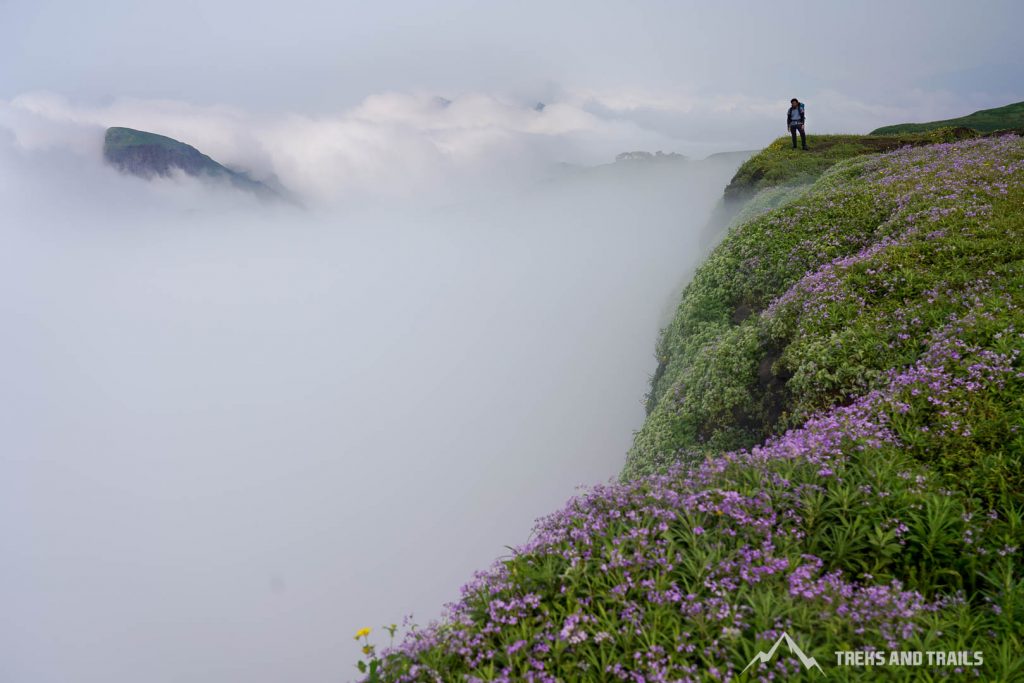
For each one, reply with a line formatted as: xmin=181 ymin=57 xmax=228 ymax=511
xmin=615 ymin=150 xmax=686 ymax=163
xmin=870 ymin=100 xmax=1024 ymax=135
xmin=103 ymin=127 xmax=282 ymax=200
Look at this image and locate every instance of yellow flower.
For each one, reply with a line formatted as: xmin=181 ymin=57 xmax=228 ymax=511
xmin=354 ymin=627 xmax=372 ymax=639
xmin=362 ymin=645 xmax=373 ymax=655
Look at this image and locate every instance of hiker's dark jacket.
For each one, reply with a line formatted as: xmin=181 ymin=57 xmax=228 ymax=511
xmin=787 ymin=103 xmax=805 ymax=128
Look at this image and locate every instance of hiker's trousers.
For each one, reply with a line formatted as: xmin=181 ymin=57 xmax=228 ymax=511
xmin=790 ymin=124 xmax=806 ymax=148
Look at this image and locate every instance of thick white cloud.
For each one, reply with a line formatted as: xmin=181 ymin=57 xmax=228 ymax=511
xmin=0 ymin=106 xmax=748 ymax=683
xmin=7 ymin=85 xmax=1010 ymax=208
xmin=2 ymin=90 xmax=682 ymax=203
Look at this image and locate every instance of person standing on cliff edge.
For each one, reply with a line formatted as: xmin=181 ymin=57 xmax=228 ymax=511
xmin=787 ymin=98 xmax=808 ymax=150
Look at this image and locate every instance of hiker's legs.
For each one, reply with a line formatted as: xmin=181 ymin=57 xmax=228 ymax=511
xmin=799 ymin=125 xmax=807 ymax=149
xmin=791 ymin=125 xmax=798 ymax=148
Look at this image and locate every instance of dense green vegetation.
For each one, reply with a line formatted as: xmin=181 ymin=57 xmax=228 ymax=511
xmin=357 ymin=134 xmax=1024 ymax=682
xmin=628 ymin=133 xmax=1023 ymax=481
xmin=871 ymin=101 xmax=1024 ymax=135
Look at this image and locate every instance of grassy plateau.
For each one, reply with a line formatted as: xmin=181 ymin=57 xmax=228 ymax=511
xmin=353 ymin=130 xmax=1024 ymax=682
xmin=871 ymin=101 xmax=1024 ymax=136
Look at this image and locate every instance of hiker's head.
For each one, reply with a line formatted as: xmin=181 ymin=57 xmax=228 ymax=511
xmin=791 ymin=98 xmax=799 ymax=106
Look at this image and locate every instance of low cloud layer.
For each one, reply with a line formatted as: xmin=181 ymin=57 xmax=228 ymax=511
xmin=1 ymin=90 xmax=679 ymax=204
xmin=0 ymin=113 xmax=745 ymax=683
xmin=5 ymin=82 xmax=1020 ymax=209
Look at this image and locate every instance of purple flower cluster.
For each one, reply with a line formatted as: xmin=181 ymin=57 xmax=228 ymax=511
xmin=766 ymin=134 xmax=1024 ymax=330
xmin=384 ymin=314 xmax=1020 ymax=678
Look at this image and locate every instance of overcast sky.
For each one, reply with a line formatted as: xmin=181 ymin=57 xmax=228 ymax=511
xmin=2 ymin=0 xmax=1023 ymax=172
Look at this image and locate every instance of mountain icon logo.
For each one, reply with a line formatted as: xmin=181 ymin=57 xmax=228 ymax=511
xmin=740 ymin=632 xmax=825 ymax=676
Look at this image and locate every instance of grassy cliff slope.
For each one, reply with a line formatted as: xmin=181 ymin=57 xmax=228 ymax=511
xmin=361 ymin=135 xmax=1024 ymax=682
xmin=871 ymin=101 xmax=1024 ymax=135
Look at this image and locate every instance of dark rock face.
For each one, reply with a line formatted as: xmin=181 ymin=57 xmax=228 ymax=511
xmin=103 ymin=127 xmax=283 ymax=200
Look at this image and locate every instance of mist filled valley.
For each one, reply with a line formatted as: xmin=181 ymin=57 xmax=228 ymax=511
xmin=0 ymin=129 xmax=744 ymax=682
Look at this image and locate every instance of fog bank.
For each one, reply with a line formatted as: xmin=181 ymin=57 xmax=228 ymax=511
xmin=0 ymin=131 xmax=745 ymax=683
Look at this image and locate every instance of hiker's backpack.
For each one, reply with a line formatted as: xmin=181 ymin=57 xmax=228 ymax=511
xmin=799 ymin=102 xmax=806 ymax=118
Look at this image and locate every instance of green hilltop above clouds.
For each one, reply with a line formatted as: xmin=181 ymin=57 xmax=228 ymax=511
xmin=103 ymin=127 xmax=286 ymax=201
xmin=871 ymin=100 xmax=1024 ymax=135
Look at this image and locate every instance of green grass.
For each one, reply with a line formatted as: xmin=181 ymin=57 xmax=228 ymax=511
xmin=871 ymin=100 xmax=1024 ymax=135
xmin=104 ymin=126 xmax=201 ymax=152
xmin=723 ymin=129 xmax=977 ymax=200
xmin=628 ymin=134 xmax=1024 ymax=479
